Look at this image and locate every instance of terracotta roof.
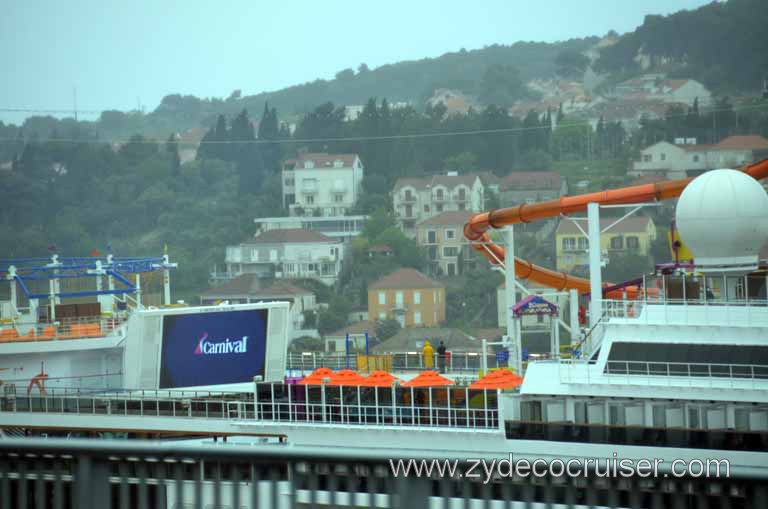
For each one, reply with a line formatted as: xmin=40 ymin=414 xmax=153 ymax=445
xmin=200 ymin=277 xmax=313 ymax=299
xmin=200 ymin=274 xmax=262 ymax=297
xmin=678 ymin=144 xmax=714 ymax=152
xmin=470 ymin=328 xmax=506 ymax=341
xmin=248 ymin=228 xmax=336 ymax=244
xmin=713 ymin=135 xmax=768 ymax=151
xmin=367 ymin=244 xmax=393 ymax=253
xmin=285 ymin=153 xmax=359 ymax=169
xmin=556 ymin=216 xmax=654 ymax=235
xmin=327 ymin=320 xmax=376 ymax=338
xmin=368 ymin=268 xmax=443 ymax=290
xmin=372 ymin=327 xmax=478 ymax=352
xmin=251 ymin=281 xmax=314 ymax=298
xmin=393 ymin=174 xmax=479 ymax=192
xmin=416 ymin=210 xmax=473 ymax=228
xmin=466 ymin=171 xmax=500 ymax=186
xmin=664 ymin=79 xmax=689 ymax=91
xmin=499 ymin=171 xmax=561 ymax=191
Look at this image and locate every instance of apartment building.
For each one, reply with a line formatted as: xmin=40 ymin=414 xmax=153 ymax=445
xmin=392 ymin=173 xmax=484 ymax=234
xmin=555 ymin=216 xmax=657 ymax=273
xmin=415 ymin=210 xmax=475 ymax=277
xmin=367 ymin=268 xmax=445 ymax=328
xmin=218 ymin=229 xmax=343 ymax=286
xmin=253 ymin=215 xmax=368 ymax=244
xmin=282 ymin=153 xmax=364 ymax=217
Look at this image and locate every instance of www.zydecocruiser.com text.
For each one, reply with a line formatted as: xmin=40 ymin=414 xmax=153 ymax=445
xmin=389 ymin=453 xmax=730 ymax=484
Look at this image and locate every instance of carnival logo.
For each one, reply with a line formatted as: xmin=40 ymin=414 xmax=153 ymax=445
xmin=194 ymin=332 xmax=248 ymax=355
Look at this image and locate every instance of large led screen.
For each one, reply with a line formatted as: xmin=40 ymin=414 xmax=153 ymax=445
xmin=159 ymin=309 xmax=268 ymax=388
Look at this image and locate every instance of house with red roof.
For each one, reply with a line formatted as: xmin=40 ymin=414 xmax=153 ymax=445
xmin=368 ymin=268 xmax=445 ymax=328
xmin=631 ymin=135 xmax=768 ymax=178
xmin=221 ymin=228 xmax=344 ymax=285
xmin=281 ymin=152 xmax=364 ymax=217
xmin=498 ymin=171 xmax=567 ymax=208
xmin=612 ymin=75 xmax=712 ymax=106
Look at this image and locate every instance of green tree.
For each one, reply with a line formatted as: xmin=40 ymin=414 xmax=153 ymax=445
xmin=443 ymin=151 xmax=478 ymax=173
xmin=603 ymin=253 xmax=653 ymax=283
xmin=479 ymin=64 xmax=529 ymax=107
xmin=375 ymin=319 xmax=401 ymax=342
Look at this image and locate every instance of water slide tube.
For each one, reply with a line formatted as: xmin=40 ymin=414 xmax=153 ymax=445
xmin=464 ymin=159 xmax=768 ymax=296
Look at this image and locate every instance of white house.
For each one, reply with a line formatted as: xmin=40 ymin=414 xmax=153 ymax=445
xmin=630 ymin=135 xmax=768 ymax=178
xmin=220 ymin=229 xmax=344 ymax=286
xmin=612 ymin=76 xmax=712 ymax=106
xmin=392 ymin=172 xmax=485 ymax=234
xmin=253 ymin=215 xmax=368 ymax=244
xmin=282 ymin=153 xmax=364 ymax=217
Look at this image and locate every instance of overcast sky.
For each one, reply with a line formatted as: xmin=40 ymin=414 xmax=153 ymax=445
xmin=1 ymin=0 xmax=713 ymax=124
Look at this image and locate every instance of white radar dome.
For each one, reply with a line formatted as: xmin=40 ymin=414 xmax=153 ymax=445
xmin=675 ymin=168 xmax=768 ymax=271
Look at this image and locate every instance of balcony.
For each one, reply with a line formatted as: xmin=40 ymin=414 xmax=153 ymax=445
xmin=301 ymin=181 xmax=318 ymax=193
xmin=401 ymin=194 xmax=416 ymax=203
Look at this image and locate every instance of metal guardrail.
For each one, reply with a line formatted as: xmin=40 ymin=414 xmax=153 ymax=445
xmin=558 ymin=359 xmax=768 ymax=388
xmin=1 ymin=384 xmax=502 ymax=431
xmin=598 ymin=298 xmax=768 ymax=327
xmin=287 ymin=352 xmax=501 ymax=374
xmin=0 ymin=315 xmax=126 ymax=343
xmin=604 ymin=360 xmax=768 ymax=380
xmin=1 ymin=438 xmax=767 ymax=509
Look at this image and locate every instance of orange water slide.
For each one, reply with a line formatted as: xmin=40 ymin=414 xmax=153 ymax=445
xmin=464 ymin=159 xmax=768 ymax=294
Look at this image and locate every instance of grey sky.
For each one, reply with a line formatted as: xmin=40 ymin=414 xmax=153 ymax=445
xmin=1 ymin=0 xmax=713 ymax=124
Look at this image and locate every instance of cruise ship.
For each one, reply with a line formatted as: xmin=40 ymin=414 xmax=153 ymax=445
xmin=1 ymin=161 xmax=767 ymax=508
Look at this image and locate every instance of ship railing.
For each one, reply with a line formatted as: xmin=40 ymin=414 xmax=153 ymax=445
xmin=0 ymin=373 xmax=123 ymax=394
xmin=250 ymin=383 xmax=499 ymax=429
xmin=558 ymin=359 xmax=768 ymax=388
xmin=287 ymin=351 xmax=500 ymax=375
xmin=5 ymin=438 xmax=764 ymax=509
xmin=0 ymin=314 xmax=127 ymax=343
xmin=1 ymin=384 xmax=501 ymax=431
xmin=597 ymin=298 xmax=768 ymax=327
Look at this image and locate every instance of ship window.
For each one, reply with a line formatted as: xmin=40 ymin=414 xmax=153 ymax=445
xmin=520 ymin=400 xmax=542 ymax=422
xmin=606 ymin=342 xmax=768 ymax=376
xmin=688 ymin=407 xmax=701 ymax=429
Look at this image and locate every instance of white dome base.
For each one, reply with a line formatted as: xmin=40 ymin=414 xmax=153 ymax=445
xmin=675 ymin=169 xmax=768 ymax=272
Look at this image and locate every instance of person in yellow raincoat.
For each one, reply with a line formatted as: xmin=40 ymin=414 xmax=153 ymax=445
xmin=422 ymin=341 xmax=434 ymax=369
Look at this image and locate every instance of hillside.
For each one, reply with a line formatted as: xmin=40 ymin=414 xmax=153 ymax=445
xmin=595 ymin=0 xmax=768 ymax=94
xmin=114 ymin=38 xmax=598 ymax=136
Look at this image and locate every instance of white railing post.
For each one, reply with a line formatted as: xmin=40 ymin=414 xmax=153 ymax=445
xmin=428 ymin=387 xmax=433 ymax=427
xmin=321 ymin=382 xmax=327 ymax=423
xmin=447 ymin=388 xmax=452 ymax=427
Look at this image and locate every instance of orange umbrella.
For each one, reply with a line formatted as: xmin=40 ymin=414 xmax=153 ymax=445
xmin=359 ymin=370 xmax=402 ymax=387
xmin=402 ymin=371 xmax=455 ymax=387
xmin=298 ymin=367 xmax=334 ymax=385
xmin=327 ymin=369 xmax=366 ymax=386
xmin=469 ymin=368 xmax=523 ymax=389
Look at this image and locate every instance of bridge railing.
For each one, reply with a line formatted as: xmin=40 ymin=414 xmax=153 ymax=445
xmin=1 ymin=438 xmax=766 ymax=509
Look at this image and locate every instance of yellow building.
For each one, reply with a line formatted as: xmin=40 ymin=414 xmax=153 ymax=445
xmin=368 ymin=268 xmax=445 ymax=328
xmin=555 ymin=216 xmax=657 ymax=273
